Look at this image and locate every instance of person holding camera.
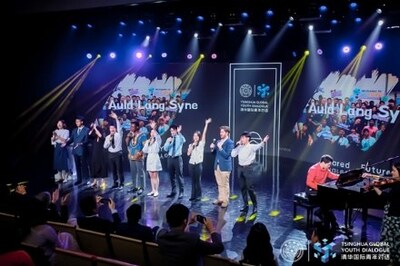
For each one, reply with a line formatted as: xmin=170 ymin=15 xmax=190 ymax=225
xmin=157 ymin=203 xmax=224 ymax=266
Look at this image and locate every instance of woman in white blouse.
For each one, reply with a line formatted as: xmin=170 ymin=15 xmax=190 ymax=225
xmin=142 ymin=122 xmax=162 ymax=197
xmin=51 ymin=120 xmax=70 ymax=183
xmin=187 ymin=118 xmax=211 ymax=201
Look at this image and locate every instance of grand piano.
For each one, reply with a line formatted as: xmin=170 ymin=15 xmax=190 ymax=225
xmin=317 ymin=168 xmax=385 ymax=229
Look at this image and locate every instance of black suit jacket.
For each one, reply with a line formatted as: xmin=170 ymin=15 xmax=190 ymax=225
xmin=157 ymin=228 xmax=224 ymax=266
xmin=68 ymin=126 xmax=90 ymax=156
xmin=77 ymin=213 xmax=121 ymax=234
xmin=115 ymin=222 xmax=155 ymax=242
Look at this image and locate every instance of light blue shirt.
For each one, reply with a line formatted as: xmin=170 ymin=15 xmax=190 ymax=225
xmin=163 ymin=134 xmax=186 ymax=157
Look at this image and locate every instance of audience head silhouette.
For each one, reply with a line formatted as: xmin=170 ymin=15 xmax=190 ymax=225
xmin=79 ymin=194 xmax=97 ymax=216
xmin=126 ymin=203 xmax=142 ymax=224
xmin=242 ymin=222 xmax=276 ymax=266
xmin=166 ymin=203 xmax=189 ymax=228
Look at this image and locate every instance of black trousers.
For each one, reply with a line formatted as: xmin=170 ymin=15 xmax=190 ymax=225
xmin=109 ymin=152 xmax=124 ymax=185
xmin=189 ymin=163 xmax=203 ymax=199
xmin=73 ymin=154 xmax=90 ymax=183
xmin=307 ymin=188 xmax=338 ymax=228
xmin=238 ymin=165 xmax=257 ymax=208
xmin=167 ymin=156 xmax=184 ymax=194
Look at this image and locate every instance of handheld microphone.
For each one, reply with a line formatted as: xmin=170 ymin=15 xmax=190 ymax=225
xmin=212 ymin=138 xmax=216 ymax=143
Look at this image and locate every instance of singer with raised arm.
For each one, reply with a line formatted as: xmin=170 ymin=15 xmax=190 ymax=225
xmin=163 ymin=124 xmax=186 ymax=199
xmin=306 ymin=154 xmax=339 ymax=230
xmin=103 ymin=111 xmax=125 ymax=189
xmin=231 ymin=132 xmax=269 ymax=215
xmin=371 ymin=162 xmax=400 ymax=264
xmin=210 ymin=126 xmax=234 ymax=208
xmin=142 ymin=121 xmax=162 ymax=197
xmin=67 ymin=115 xmax=90 ymax=185
xmin=187 ymin=118 xmax=212 ymax=201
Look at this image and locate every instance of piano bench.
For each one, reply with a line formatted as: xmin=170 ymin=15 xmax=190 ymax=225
xmin=293 ymin=192 xmax=318 ymax=228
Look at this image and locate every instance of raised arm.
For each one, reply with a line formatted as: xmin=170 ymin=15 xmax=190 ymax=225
xmin=201 ymin=118 xmax=212 ymax=142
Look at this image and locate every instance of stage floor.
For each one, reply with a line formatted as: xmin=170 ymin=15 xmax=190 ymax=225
xmin=55 ymin=170 xmax=383 ymax=266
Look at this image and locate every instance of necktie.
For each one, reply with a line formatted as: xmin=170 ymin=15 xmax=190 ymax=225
xmin=171 ymin=137 xmax=176 ymax=157
xmin=77 ymin=128 xmax=81 ymax=135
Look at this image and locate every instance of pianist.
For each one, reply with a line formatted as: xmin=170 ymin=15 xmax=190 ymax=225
xmin=306 ymin=154 xmax=339 ymax=230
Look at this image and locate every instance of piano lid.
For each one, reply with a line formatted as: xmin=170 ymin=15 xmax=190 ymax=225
xmin=336 ymin=168 xmax=364 ymax=187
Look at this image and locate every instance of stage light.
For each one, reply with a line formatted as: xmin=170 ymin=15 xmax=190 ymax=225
xmin=265 ymin=24 xmax=271 ymax=30
xmin=288 ymin=23 xmax=294 ymax=27
xmin=331 ymin=19 xmax=338 ymax=25
xmin=211 ymin=53 xmax=217 ymax=59
xmin=96 ymin=54 xmax=101 ymax=59
xmin=317 ymin=49 xmax=323 ymax=55
xmin=71 ymin=25 xmax=78 ymax=30
xmin=132 ymin=33 xmax=137 ymax=37
xmin=342 ymin=46 xmax=351 ymax=53
xmin=376 ymin=8 xmax=382 ymax=14
xmin=135 ymin=52 xmax=143 ymax=59
xmin=229 ymin=26 xmax=235 ymax=31
xmin=378 ymin=20 xmax=384 ymax=26
xmin=247 ymin=29 xmax=252 ymax=35
xmin=177 ymin=29 xmax=182 ymax=34
xmin=292 ymin=51 xmax=297 ymax=58
xmin=194 ymin=32 xmax=199 ymax=38
xmin=355 ymin=17 xmax=362 ymax=23
xmin=86 ymin=53 xmax=92 ymax=59
xmin=118 ymin=33 xmax=123 ymax=37
xmin=319 ymin=5 xmax=328 ymax=13
xmin=187 ymin=54 xmax=193 ymax=60
xmin=349 ymin=2 xmax=358 ymax=9
xmin=360 ymin=45 xmax=366 ymax=51
xmin=308 ymin=25 xmax=314 ymax=31
xmin=119 ymin=21 xmax=126 ymax=26
xmin=146 ymin=35 xmax=150 ymax=40
xmin=266 ymin=9 xmax=274 ymax=17
xmin=138 ymin=20 xmax=144 ymax=25
xmin=197 ymin=16 xmax=204 ymax=22
xmin=87 ymin=24 xmax=93 ymax=28
xmin=210 ymin=28 xmax=216 ymax=33
xmin=109 ymin=52 xmax=116 ymax=59
xmin=148 ymin=54 xmax=152 ymax=58
xmin=241 ymin=12 xmax=249 ymax=19
xmin=289 ymin=16 xmax=294 ymax=21
xmin=161 ymin=52 xmax=167 ymax=58
xmin=160 ymin=31 xmax=167 ymax=35
xmin=304 ymin=50 xmax=310 ymax=56
xmin=176 ymin=17 xmax=182 ymax=23
xmin=200 ymin=54 xmax=204 ymax=59
xmin=156 ymin=26 xmax=160 ymax=30
xmin=374 ymin=42 xmax=383 ymax=50
xmin=218 ymin=22 xmax=223 ymax=27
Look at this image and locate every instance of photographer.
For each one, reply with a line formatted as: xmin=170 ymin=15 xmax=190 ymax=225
xmin=157 ymin=203 xmax=224 ymax=266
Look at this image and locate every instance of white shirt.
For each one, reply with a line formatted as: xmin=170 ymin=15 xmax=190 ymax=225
xmin=104 ymin=119 xmax=123 ymax=153
xmin=231 ymin=142 xmax=264 ymax=166
xmin=189 ymin=140 xmax=205 ymax=164
xmin=51 ymin=129 xmax=70 ymax=145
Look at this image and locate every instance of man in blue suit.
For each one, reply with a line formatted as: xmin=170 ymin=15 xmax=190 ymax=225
xmin=68 ymin=115 xmax=90 ymax=185
xmin=210 ymin=126 xmax=234 ymax=208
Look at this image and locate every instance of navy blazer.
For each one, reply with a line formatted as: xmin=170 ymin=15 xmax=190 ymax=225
xmin=68 ymin=126 xmax=90 ymax=156
xmin=212 ymin=138 xmax=234 ymax=171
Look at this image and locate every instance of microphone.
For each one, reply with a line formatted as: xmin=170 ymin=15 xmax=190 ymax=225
xmin=212 ymin=138 xmax=216 ymax=144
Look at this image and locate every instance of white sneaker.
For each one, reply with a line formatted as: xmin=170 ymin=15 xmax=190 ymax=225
xmin=153 ymin=192 xmax=159 ymax=197
xmin=147 ymin=191 xmax=154 ymax=196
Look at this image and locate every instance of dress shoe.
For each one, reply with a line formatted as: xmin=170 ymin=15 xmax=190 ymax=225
xmin=240 ymin=207 xmax=249 ymax=213
xmin=213 ymin=200 xmax=222 ymax=205
xmin=252 ymin=206 xmax=258 ymax=214
xmin=166 ymin=193 xmax=176 ymax=198
xmin=111 ymin=183 xmax=119 ymax=189
xmin=153 ymin=192 xmax=159 ymax=197
xmin=137 ymin=187 xmax=143 ymax=195
xmin=178 ymin=193 xmax=184 ymax=199
xmin=74 ymin=181 xmax=82 ymax=186
xmin=189 ymin=197 xmax=195 ymax=201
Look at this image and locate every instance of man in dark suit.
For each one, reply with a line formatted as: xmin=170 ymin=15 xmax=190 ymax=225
xmin=115 ymin=203 xmax=155 ymax=242
xmin=157 ymin=203 xmax=224 ymax=266
xmin=210 ymin=126 xmax=234 ymax=208
xmin=67 ymin=116 xmax=90 ymax=185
